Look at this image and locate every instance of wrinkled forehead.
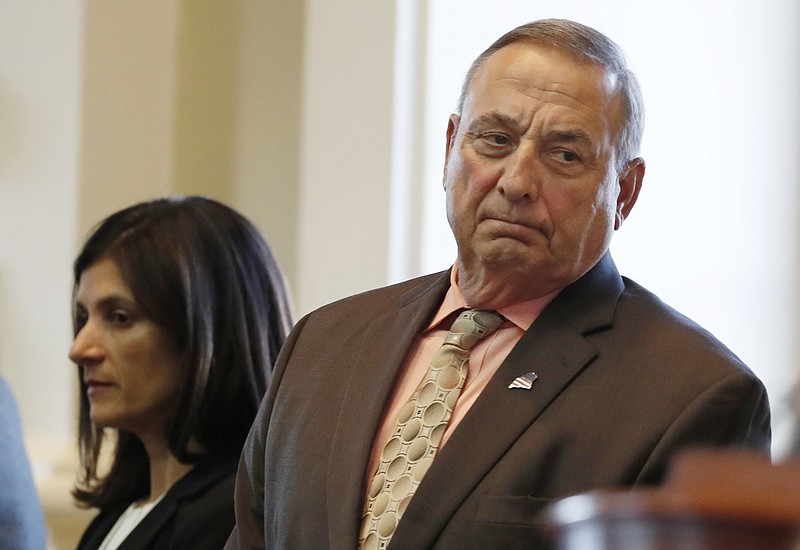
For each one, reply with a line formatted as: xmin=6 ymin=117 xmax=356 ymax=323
xmin=463 ymin=42 xmax=625 ymax=142
xmin=471 ymin=42 xmax=621 ymax=103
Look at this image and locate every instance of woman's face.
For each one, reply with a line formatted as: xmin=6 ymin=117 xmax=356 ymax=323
xmin=70 ymin=257 xmax=183 ymax=442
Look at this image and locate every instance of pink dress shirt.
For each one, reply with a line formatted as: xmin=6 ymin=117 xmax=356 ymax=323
xmin=365 ymin=265 xmax=559 ymax=481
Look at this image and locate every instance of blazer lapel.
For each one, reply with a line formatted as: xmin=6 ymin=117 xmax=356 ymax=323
xmin=326 ymin=271 xmax=451 ymax=550
xmin=119 ymin=456 xmax=237 ymax=550
xmin=77 ymin=509 xmax=123 ymax=550
xmin=389 ymin=254 xmax=624 ymax=549
xmin=117 ymin=499 xmax=178 ymax=550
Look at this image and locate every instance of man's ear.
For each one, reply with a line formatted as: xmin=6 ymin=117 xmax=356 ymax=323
xmin=443 ymin=114 xmax=460 ymax=187
xmin=615 ymin=157 xmax=645 ymax=230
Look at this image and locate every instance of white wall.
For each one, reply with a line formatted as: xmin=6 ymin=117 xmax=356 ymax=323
xmin=398 ymin=0 xmax=800 ymax=455
xmin=0 ymin=0 xmax=82 ymax=451
xmin=0 ymin=2 xmax=88 ymax=546
xmin=294 ymin=0 xmax=398 ymax=315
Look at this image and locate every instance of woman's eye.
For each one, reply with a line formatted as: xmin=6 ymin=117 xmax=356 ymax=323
xmin=74 ymin=310 xmax=88 ymax=330
xmin=109 ymin=310 xmax=132 ymax=326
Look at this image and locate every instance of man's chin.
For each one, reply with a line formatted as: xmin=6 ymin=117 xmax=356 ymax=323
xmin=475 ymin=239 xmax=544 ymax=267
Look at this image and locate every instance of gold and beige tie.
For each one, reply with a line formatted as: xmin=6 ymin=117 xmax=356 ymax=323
xmin=359 ymin=310 xmax=505 ymax=550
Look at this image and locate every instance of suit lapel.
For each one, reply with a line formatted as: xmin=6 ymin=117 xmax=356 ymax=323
xmin=389 ymin=254 xmax=624 ymax=549
xmin=326 ymin=272 xmax=450 ymax=550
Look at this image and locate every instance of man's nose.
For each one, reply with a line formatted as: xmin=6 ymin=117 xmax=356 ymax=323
xmin=496 ymin=146 xmax=542 ymax=201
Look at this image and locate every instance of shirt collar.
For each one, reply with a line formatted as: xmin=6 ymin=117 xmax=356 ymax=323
xmin=424 ymin=263 xmax=561 ymax=332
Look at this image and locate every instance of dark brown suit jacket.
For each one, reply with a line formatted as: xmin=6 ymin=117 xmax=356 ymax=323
xmin=227 ymin=253 xmax=771 ymax=549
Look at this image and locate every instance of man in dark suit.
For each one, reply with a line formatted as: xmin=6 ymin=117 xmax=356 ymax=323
xmin=226 ymin=19 xmax=771 ymax=549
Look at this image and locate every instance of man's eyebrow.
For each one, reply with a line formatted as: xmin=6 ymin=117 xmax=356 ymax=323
xmin=464 ymin=112 xmax=520 ymax=135
xmin=544 ymin=129 xmax=593 ymax=145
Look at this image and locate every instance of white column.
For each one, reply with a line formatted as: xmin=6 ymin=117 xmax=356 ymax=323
xmin=294 ymin=0 xmax=398 ymax=315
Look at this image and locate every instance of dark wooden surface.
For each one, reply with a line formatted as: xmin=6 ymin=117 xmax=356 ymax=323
xmin=542 ymin=449 xmax=800 ymax=549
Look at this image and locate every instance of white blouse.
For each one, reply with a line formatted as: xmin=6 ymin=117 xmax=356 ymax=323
xmin=97 ymin=494 xmax=165 ymax=550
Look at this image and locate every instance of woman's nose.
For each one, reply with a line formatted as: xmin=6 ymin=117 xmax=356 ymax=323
xmin=69 ymin=320 xmax=103 ymax=365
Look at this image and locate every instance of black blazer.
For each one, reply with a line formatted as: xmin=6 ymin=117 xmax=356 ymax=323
xmin=227 ymin=253 xmax=771 ymax=549
xmin=77 ymin=455 xmax=237 ymax=550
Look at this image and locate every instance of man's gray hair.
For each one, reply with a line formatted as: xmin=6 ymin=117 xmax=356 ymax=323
xmin=457 ymin=19 xmax=644 ymax=171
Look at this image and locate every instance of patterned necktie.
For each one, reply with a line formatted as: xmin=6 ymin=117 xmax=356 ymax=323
xmin=359 ymin=309 xmax=505 ymax=550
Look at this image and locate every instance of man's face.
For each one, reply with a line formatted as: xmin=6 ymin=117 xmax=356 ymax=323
xmin=444 ymin=42 xmax=642 ymax=304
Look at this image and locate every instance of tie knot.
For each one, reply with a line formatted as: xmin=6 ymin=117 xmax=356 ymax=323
xmin=444 ymin=310 xmax=505 ymax=350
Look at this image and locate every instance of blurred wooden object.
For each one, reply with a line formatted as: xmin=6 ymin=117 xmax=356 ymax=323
xmin=543 ymin=449 xmax=800 ymax=549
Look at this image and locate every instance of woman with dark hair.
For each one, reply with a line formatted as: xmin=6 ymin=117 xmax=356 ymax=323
xmin=69 ymin=196 xmax=292 ymax=550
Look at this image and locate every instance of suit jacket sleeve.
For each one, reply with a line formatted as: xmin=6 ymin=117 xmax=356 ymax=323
xmin=637 ymin=368 xmax=771 ymax=483
xmin=226 ymin=315 xmax=310 ymax=550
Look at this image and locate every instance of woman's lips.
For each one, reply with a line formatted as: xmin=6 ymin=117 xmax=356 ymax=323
xmin=85 ymin=379 xmax=113 ymax=397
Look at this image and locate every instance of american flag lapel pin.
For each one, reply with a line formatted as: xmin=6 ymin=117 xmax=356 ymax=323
xmin=508 ymin=372 xmax=538 ymax=390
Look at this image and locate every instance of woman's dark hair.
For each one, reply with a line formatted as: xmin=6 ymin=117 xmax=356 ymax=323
xmin=71 ymin=196 xmax=293 ymax=510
